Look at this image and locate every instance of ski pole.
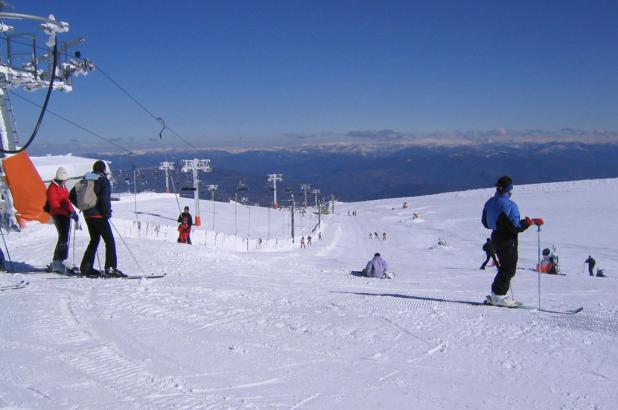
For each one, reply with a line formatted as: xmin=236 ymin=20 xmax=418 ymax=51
xmin=72 ymin=218 xmax=77 ymax=268
xmin=110 ymin=219 xmax=146 ymax=275
xmin=537 ymin=224 xmax=542 ymax=311
xmin=65 ymin=219 xmax=71 ymax=274
xmin=0 ymin=225 xmax=14 ymax=272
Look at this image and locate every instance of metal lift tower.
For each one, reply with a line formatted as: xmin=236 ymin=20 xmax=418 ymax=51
xmin=180 ymin=159 xmax=211 ymax=227
xmin=0 ymin=2 xmax=94 ymax=229
xmin=267 ymin=173 xmax=283 ymax=208
xmin=159 ymin=161 xmax=174 ymax=193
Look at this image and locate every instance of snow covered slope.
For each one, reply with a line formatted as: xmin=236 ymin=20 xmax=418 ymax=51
xmin=1 ymin=179 xmax=617 ymax=409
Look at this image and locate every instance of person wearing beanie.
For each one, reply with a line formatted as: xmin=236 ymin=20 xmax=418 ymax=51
xmin=70 ymin=160 xmax=124 ymax=277
xmin=46 ymin=167 xmax=78 ymax=273
xmin=482 ymin=176 xmax=532 ymax=307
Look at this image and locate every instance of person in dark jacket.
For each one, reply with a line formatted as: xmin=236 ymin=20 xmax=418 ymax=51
xmin=585 ymin=256 xmax=596 ymax=276
xmin=71 ymin=160 xmax=123 ymax=277
xmin=480 ymin=238 xmax=499 ymax=270
xmin=177 ymin=206 xmax=193 ymax=244
xmin=482 ymin=176 xmax=532 ymax=306
xmin=46 ymin=166 xmax=79 ymax=273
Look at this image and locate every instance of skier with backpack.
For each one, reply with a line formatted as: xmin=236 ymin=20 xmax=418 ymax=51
xmin=46 ymin=167 xmax=79 ymax=273
xmin=70 ymin=160 xmax=124 ymax=277
xmin=482 ymin=176 xmax=538 ymax=307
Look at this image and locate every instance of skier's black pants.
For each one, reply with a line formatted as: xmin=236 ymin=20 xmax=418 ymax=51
xmin=588 ymin=264 xmax=594 ymax=276
xmin=81 ymin=218 xmax=117 ymax=273
xmin=480 ymin=251 xmax=499 ymax=269
xmin=490 ymin=234 xmax=518 ymax=296
xmin=52 ymin=215 xmax=71 ymax=261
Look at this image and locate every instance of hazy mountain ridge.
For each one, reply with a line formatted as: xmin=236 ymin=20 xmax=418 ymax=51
xmin=97 ymin=141 xmax=618 ymax=203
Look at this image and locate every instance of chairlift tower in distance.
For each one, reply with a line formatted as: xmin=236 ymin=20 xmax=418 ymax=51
xmin=181 ymin=159 xmax=211 ymax=227
xmin=300 ymin=184 xmax=311 ymax=208
xmin=158 ymin=161 xmax=174 ymax=193
xmin=0 ymin=2 xmax=94 ymax=229
xmin=207 ymin=184 xmax=218 ymax=231
xmin=311 ymin=188 xmax=320 ymax=208
xmin=267 ymin=173 xmax=283 ymax=208
xmin=312 ymin=188 xmax=321 ymax=229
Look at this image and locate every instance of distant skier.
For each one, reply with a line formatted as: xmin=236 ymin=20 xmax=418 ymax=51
xmin=318 ymin=232 xmax=322 ymax=240
xmin=70 ymin=161 xmax=124 ymax=277
xmin=374 ymin=232 xmax=379 ymax=240
xmin=585 ymin=256 xmax=596 ymax=277
xmin=307 ymin=234 xmax=312 ymax=246
xmin=177 ymin=206 xmax=193 ymax=245
xmin=382 ymin=232 xmax=387 ymax=240
xmin=46 ymin=166 xmax=79 ymax=273
xmin=300 ymin=236 xmax=306 ymax=248
xmin=177 ymin=216 xmax=191 ymax=244
xmin=480 ymin=238 xmax=499 ymax=270
xmin=482 ymin=176 xmax=534 ymax=307
xmin=369 ymin=233 xmax=373 ymax=239
xmin=362 ymin=253 xmax=393 ymax=279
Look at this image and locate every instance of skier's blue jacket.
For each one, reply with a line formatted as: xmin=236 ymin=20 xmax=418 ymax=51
xmin=482 ymin=192 xmax=528 ymax=238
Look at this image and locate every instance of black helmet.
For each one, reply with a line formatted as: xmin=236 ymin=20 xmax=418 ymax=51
xmin=542 ymin=248 xmax=550 ymax=256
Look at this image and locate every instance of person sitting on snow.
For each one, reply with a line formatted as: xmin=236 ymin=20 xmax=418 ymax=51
xmin=362 ymin=253 xmax=393 ymax=279
xmin=538 ymin=248 xmax=560 ymax=275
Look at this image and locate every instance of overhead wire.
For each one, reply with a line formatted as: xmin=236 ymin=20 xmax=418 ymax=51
xmin=94 ymin=65 xmax=199 ymax=150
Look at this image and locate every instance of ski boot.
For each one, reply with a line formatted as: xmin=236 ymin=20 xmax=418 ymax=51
xmin=485 ymin=292 xmax=522 ymax=308
xmin=103 ymin=267 xmax=127 ymax=278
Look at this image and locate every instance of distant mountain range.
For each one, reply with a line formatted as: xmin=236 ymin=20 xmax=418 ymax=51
xmin=95 ymin=141 xmax=618 ymax=204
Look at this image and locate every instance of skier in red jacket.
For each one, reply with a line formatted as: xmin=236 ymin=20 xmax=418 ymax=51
xmin=46 ymin=167 xmax=78 ymax=273
xmin=177 ymin=216 xmax=191 ymax=244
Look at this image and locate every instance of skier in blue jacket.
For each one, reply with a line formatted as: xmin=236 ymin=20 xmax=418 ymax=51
xmin=482 ymin=176 xmax=532 ymax=307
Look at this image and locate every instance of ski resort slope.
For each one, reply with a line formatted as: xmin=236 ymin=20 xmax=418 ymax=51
xmin=1 ymin=179 xmax=617 ymax=409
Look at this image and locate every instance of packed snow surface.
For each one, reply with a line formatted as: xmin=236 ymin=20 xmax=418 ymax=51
xmin=1 ymin=179 xmax=617 ymax=409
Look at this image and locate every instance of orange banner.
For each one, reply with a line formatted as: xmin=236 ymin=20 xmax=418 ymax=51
xmin=3 ymin=151 xmax=50 ymax=227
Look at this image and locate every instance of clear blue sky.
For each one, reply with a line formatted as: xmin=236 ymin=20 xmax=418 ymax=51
xmin=8 ymin=0 xmax=618 ymax=153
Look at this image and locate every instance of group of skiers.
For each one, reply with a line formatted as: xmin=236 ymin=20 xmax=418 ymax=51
xmin=46 ymin=161 xmax=124 ymax=277
xmin=299 ymin=233 xmax=323 ymax=248
xmin=368 ymin=232 xmax=387 ymax=240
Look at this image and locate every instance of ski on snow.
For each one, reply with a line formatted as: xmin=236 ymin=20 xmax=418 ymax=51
xmin=483 ymin=297 xmax=583 ymax=315
xmin=0 ymin=280 xmax=30 ymax=291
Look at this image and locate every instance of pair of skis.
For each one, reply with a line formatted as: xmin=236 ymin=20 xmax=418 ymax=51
xmin=0 ymin=280 xmax=30 ymax=291
xmin=45 ymin=263 xmax=165 ymax=280
xmin=53 ymin=270 xmax=167 ymax=280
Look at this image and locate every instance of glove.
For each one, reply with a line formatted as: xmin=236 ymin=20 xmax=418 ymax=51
xmin=532 ymin=218 xmax=544 ymax=226
xmin=525 ymin=217 xmax=533 ymax=227
xmin=71 ymin=212 xmax=79 ymax=222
